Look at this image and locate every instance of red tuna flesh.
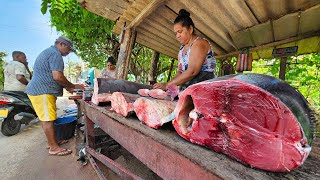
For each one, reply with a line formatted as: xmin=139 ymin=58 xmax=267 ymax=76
xmin=110 ymin=92 xmax=140 ymax=117
xmin=173 ymin=74 xmax=313 ymax=172
xmin=148 ymin=89 xmax=169 ymax=100
xmin=134 ymin=97 xmax=176 ymax=129
xmin=138 ymin=89 xmax=150 ymax=97
xmin=91 ymin=93 xmax=112 ymax=105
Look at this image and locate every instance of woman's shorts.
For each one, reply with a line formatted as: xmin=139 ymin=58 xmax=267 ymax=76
xmin=28 ymin=94 xmax=57 ymax=121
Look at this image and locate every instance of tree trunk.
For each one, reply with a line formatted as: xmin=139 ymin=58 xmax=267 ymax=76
xmin=148 ymin=51 xmax=159 ymax=85
xmin=167 ymin=58 xmax=175 ymax=82
xmin=116 ymin=25 xmax=136 ymax=80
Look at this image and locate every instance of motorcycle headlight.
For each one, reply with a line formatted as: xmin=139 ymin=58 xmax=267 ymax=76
xmin=0 ymin=94 xmax=15 ymax=105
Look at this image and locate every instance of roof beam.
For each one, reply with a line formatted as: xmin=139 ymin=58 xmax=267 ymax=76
xmin=127 ymin=0 xmax=167 ymax=29
xmin=215 ymin=31 xmax=320 ymax=59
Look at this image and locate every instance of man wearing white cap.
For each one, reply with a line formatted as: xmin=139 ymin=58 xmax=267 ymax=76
xmin=26 ymin=37 xmax=83 ymax=156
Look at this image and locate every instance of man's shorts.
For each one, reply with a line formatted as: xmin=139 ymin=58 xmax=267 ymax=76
xmin=28 ymin=94 xmax=57 ymax=121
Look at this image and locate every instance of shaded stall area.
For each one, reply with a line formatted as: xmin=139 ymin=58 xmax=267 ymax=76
xmin=77 ymin=0 xmax=320 ymax=179
xmin=79 ymin=0 xmax=320 ymax=60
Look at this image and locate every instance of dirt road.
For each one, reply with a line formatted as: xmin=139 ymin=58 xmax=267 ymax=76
xmin=0 ymin=97 xmax=98 ymax=180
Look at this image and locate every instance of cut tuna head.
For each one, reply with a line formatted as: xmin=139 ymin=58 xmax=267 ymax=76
xmin=173 ymin=74 xmax=314 ymax=172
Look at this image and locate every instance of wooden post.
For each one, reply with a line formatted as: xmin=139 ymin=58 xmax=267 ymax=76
xmin=124 ymin=31 xmax=137 ymax=79
xmin=167 ymin=58 xmax=175 ymax=82
xmin=116 ymin=25 xmax=136 ymax=79
xmin=148 ymin=51 xmax=159 ymax=85
xmin=279 ymin=56 xmax=287 ymax=80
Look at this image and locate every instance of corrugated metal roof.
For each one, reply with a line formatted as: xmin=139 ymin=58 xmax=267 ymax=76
xmin=80 ymin=0 xmax=320 ymax=60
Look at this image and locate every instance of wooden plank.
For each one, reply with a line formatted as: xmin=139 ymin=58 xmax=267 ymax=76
xmin=165 ymin=1 xmax=233 ymax=54
xmin=136 ymin=35 xmax=177 ymax=58
xmin=83 ymin=0 xmax=127 ymax=21
xmin=168 ymin=0 xmax=237 ymax=49
xmin=142 ymin=18 xmax=177 ymax=43
xmin=137 ymin=27 xmax=179 ymax=51
xmin=273 ymin=12 xmax=299 ymax=41
xmin=216 ymin=31 xmax=320 ymax=59
xmin=137 ymin=26 xmax=179 ymax=47
xmin=137 ymin=33 xmax=178 ymax=56
xmin=154 ymin=6 xmax=230 ymax=55
xmin=300 ymin=4 xmax=320 ymax=34
xmin=83 ymin=103 xmax=320 ymax=179
xmin=127 ymin=0 xmax=167 ymax=29
xmin=84 ymin=103 xmax=221 ymax=180
xmin=250 ymin=21 xmax=274 ymax=46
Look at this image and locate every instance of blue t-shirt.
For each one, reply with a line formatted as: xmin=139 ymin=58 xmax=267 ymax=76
xmin=26 ymin=46 xmax=64 ymax=96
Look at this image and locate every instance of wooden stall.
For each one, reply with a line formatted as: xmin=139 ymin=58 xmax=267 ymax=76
xmin=77 ymin=0 xmax=320 ymax=179
xmin=82 ymin=101 xmax=320 ymax=179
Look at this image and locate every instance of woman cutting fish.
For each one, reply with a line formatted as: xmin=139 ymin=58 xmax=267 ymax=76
xmin=153 ymin=9 xmax=216 ymax=91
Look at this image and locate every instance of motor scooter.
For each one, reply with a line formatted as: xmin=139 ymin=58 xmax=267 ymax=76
xmin=0 ymin=91 xmax=37 ymax=136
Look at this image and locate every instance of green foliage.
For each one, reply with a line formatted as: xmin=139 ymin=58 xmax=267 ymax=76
xmin=156 ymin=54 xmax=178 ymax=83
xmin=128 ymin=44 xmax=176 ymax=84
xmin=41 ymin=0 xmax=115 ymax=68
xmin=249 ymin=54 xmax=320 ymax=116
xmin=0 ymin=52 xmax=7 ymax=90
xmin=41 ymin=0 xmax=176 ymax=83
xmin=129 ymin=44 xmax=153 ymax=83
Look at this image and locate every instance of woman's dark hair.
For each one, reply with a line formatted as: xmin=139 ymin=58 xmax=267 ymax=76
xmin=174 ymin=9 xmax=195 ymax=34
xmin=106 ymin=56 xmax=116 ymax=65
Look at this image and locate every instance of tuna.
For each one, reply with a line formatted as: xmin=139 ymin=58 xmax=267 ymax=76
xmin=172 ymin=73 xmax=315 ymax=172
xmin=134 ymin=97 xmax=177 ymax=129
xmin=110 ymin=92 xmax=140 ymax=117
xmin=148 ymin=89 xmax=169 ymax=100
xmin=94 ymin=78 xmax=152 ymax=94
xmin=137 ymin=89 xmax=150 ymax=97
xmin=91 ymin=93 xmax=112 ymax=105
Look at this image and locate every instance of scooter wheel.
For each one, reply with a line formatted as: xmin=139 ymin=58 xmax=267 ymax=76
xmin=1 ymin=110 xmax=21 ymax=136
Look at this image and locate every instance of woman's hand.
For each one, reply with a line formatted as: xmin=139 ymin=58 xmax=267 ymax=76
xmin=153 ymin=82 xmax=167 ymax=90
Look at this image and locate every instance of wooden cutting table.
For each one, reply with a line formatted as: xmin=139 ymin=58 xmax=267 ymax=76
xmin=82 ymin=100 xmax=320 ymax=180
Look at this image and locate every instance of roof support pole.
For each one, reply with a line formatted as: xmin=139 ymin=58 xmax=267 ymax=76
xmin=279 ymin=56 xmax=287 ymax=80
xmin=116 ymin=25 xmax=136 ymax=79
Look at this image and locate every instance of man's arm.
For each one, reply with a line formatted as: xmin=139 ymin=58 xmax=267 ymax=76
xmin=52 ymin=70 xmax=83 ymax=91
xmin=52 ymin=70 xmax=75 ymax=88
xmin=16 ymin=74 xmax=29 ymax=85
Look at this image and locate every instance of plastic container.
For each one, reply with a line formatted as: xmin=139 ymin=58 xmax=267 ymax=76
xmin=54 ymin=116 xmax=77 ymax=140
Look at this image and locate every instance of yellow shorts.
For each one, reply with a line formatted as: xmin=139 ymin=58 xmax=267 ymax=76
xmin=28 ymin=94 xmax=57 ymax=121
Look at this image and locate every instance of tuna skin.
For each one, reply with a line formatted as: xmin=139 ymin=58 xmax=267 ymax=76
xmin=173 ymin=78 xmax=311 ymax=172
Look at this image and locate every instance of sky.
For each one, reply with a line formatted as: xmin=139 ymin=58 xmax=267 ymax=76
xmin=0 ymin=0 xmax=81 ymax=66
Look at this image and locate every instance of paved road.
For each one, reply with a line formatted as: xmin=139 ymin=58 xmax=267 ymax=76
xmin=0 ymin=97 xmax=98 ymax=180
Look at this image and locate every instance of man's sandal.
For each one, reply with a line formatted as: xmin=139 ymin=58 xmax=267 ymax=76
xmin=46 ymin=140 xmax=69 ymax=149
xmin=49 ymin=148 xmax=72 ymax=156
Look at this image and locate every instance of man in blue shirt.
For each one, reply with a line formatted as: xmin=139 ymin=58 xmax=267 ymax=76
xmin=26 ymin=37 xmax=83 ymax=156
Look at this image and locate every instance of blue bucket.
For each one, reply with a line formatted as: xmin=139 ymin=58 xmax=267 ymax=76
xmin=54 ymin=116 xmax=77 ymax=140
xmin=55 ymin=116 xmax=77 ymax=125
